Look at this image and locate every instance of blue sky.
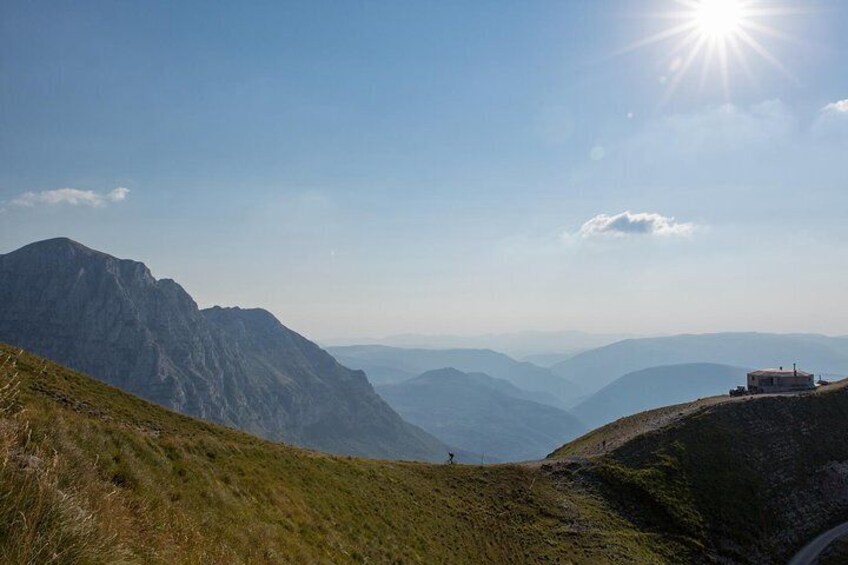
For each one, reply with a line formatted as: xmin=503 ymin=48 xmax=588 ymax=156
xmin=1 ymin=0 xmax=847 ymax=339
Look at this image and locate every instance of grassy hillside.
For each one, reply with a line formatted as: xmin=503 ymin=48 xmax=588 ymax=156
xmin=552 ymin=381 xmax=848 ymax=563
xmin=4 ymin=342 xmax=847 ymax=563
xmin=0 ymin=344 xmax=684 ymax=564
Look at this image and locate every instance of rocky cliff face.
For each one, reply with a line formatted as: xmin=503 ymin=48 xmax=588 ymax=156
xmin=0 ymin=238 xmax=445 ymax=461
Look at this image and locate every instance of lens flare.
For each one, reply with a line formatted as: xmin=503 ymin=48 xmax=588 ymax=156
xmin=616 ymin=0 xmax=802 ymax=102
xmin=694 ymin=0 xmax=743 ymax=38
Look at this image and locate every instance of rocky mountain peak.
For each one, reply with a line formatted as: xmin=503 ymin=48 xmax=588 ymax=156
xmin=3 ymin=236 xmax=156 ymax=286
xmin=0 ymin=238 xmax=445 ymax=461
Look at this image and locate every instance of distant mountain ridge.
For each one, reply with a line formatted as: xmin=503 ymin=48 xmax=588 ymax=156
xmin=571 ymin=363 xmax=749 ymax=429
xmin=0 ymin=238 xmax=446 ymax=461
xmin=328 ymin=344 xmax=580 ymax=406
xmin=323 ymin=329 xmax=633 ymax=359
xmin=552 ymin=332 xmax=848 ymax=396
xmin=376 ymin=368 xmax=585 ymax=461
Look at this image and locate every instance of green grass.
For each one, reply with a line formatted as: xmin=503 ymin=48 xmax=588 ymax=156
xmin=581 ymin=385 xmax=848 ymax=563
xmin=0 ymin=344 xmax=684 ymax=564
xmin=4 ymin=342 xmax=844 ymax=563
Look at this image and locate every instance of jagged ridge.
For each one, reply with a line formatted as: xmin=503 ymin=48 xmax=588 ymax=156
xmin=0 ymin=238 xmax=445 ymax=460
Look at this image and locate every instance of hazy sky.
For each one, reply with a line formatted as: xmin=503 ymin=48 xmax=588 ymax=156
xmin=1 ymin=0 xmax=847 ymax=340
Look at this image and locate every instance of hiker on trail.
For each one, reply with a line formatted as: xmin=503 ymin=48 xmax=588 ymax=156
xmin=448 ymin=452 xmax=455 ymax=465
xmin=602 ymin=440 xmax=607 ymax=451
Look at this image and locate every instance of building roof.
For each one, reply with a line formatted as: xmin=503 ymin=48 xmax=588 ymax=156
xmin=748 ymin=369 xmax=814 ymax=378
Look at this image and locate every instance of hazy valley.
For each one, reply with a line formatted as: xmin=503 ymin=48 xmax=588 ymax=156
xmin=3 ymin=238 xmax=848 ymax=563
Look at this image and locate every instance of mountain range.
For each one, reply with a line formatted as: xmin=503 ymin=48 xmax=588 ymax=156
xmin=328 ymin=344 xmax=580 ymax=406
xmin=552 ymin=332 xmax=848 ymax=396
xmin=570 ymin=363 xmax=749 ymax=429
xmin=375 ymin=368 xmax=585 ymax=461
xmin=323 ymin=329 xmax=633 ymax=359
xmin=0 ymin=238 xmax=446 ymax=461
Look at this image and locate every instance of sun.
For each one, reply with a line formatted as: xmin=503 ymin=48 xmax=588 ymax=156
xmin=694 ymin=0 xmax=744 ymax=38
xmin=617 ymin=0 xmax=801 ymax=102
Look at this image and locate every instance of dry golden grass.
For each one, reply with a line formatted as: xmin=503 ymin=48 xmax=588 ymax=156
xmin=14 ymin=340 xmax=845 ymax=563
xmin=0 ymin=344 xmax=695 ymax=563
xmin=0 ymin=364 xmax=127 ymax=563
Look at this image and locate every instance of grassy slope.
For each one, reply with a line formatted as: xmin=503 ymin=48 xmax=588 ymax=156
xmin=0 ymin=344 xmax=682 ymax=564
xmin=7 ymin=341 xmax=845 ymax=564
xmin=551 ymin=383 xmax=848 ymax=563
xmin=820 ymin=536 xmax=848 ymax=564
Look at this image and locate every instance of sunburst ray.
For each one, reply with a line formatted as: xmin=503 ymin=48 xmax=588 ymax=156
xmin=615 ymin=0 xmax=802 ymax=103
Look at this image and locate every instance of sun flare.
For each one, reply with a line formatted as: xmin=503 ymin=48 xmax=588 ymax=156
xmin=694 ymin=0 xmax=743 ymax=38
xmin=620 ymin=0 xmax=801 ymax=102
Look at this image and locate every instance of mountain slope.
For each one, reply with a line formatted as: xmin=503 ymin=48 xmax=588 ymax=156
xmin=551 ymin=332 xmax=848 ymax=395
xmin=549 ymin=378 xmax=848 ymax=563
xmin=521 ymin=352 xmax=578 ymax=367
xmin=0 ymin=344 xmax=687 ymax=563
xmin=376 ymin=368 xmax=585 ymax=461
xmin=572 ymin=363 xmax=749 ymax=429
xmin=4 ymin=343 xmax=848 ymax=563
xmin=329 ymin=344 xmax=579 ymax=406
xmin=0 ymin=238 xmax=445 ymax=461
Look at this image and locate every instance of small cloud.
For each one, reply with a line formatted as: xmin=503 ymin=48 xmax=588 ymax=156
xmin=822 ymin=99 xmax=848 ymax=114
xmin=107 ymin=187 xmax=130 ymax=202
xmin=574 ymin=211 xmax=695 ymax=239
xmin=8 ymin=187 xmax=130 ymax=208
xmin=813 ymin=99 xmax=848 ymax=139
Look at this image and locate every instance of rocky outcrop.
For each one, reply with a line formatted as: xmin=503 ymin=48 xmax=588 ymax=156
xmin=0 ymin=238 xmax=445 ymax=461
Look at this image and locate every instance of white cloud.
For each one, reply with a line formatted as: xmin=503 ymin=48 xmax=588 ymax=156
xmin=822 ymin=99 xmax=848 ymax=114
xmin=9 ymin=187 xmax=130 ymax=208
xmin=107 ymin=187 xmax=130 ymax=202
xmin=812 ymin=99 xmax=848 ymax=139
xmin=575 ymin=211 xmax=695 ymax=239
